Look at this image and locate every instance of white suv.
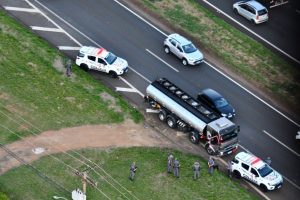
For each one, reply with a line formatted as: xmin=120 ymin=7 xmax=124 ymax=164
xmin=76 ymin=46 xmax=128 ymax=77
xmin=163 ymin=33 xmax=204 ymax=66
xmin=231 ymin=152 xmax=283 ymax=191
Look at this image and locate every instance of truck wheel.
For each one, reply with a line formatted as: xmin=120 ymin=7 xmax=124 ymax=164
xmin=109 ymin=71 xmax=118 ymax=78
xmin=164 ymin=46 xmax=170 ymax=54
xmin=80 ymin=64 xmax=89 ymax=71
xmin=260 ymin=184 xmax=268 ymax=192
xmin=189 ymin=131 xmax=200 ymax=144
xmin=158 ymin=109 xmax=167 ymax=122
xmin=182 ymin=58 xmax=188 ymax=66
xmin=205 ymin=144 xmax=214 ymax=155
xmin=166 ymin=115 xmax=177 ymax=129
xmin=233 ymin=170 xmax=241 ymax=179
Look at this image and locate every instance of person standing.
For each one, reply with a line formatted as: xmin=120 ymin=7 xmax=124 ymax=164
xmin=208 ymin=156 xmax=214 ymax=175
xmin=265 ymin=157 xmax=272 ymax=166
xmin=192 ymin=161 xmax=201 ymax=180
xmin=173 ymin=158 xmax=180 ymax=178
xmin=65 ymin=59 xmax=72 ymax=77
xmin=227 ymin=161 xmax=232 ymax=178
xmin=129 ymin=162 xmax=137 ymax=181
xmin=167 ymin=154 xmax=174 ymax=174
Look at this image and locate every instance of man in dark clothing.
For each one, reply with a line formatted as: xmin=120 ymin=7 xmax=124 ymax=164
xmin=129 ymin=162 xmax=137 ymax=181
xmin=65 ymin=59 xmax=72 ymax=77
xmin=173 ymin=158 xmax=180 ymax=178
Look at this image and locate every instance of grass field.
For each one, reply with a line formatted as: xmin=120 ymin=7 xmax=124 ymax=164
xmin=139 ymin=0 xmax=300 ymax=112
xmin=0 ymin=11 xmax=142 ymax=144
xmin=0 ymin=147 xmax=259 ymax=200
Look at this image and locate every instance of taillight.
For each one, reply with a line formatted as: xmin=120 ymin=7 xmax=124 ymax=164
xmin=256 ymin=15 xmax=259 ymax=20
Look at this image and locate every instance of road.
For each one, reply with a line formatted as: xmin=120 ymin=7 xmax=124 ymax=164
xmin=198 ymin=0 xmax=300 ymax=65
xmin=0 ymin=0 xmax=299 ymax=199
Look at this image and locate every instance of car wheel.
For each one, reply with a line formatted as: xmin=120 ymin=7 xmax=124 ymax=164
xmin=109 ymin=71 xmax=118 ymax=78
xmin=182 ymin=58 xmax=188 ymax=66
xmin=189 ymin=130 xmax=200 ymax=144
xmin=80 ymin=64 xmax=89 ymax=71
xmin=164 ymin=46 xmax=170 ymax=54
xmin=251 ymin=19 xmax=256 ymax=25
xmin=233 ymin=170 xmax=241 ymax=179
xmin=166 ymin=115 xmax=177 ymax=128
xmin=233 ymin=8 xmax=238 ymax=15
xmin=158 ymin=109 xmax=167 ymax=122
xmin=260 ymin=184 xmax=268 ymax=192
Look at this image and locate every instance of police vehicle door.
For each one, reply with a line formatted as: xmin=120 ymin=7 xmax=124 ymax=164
xmin=241 ymin=163 xmax=250 ymax=180
xmin=250 ymin=168 xmax=259 ymax=185
xmin=97 ymin=58 xmax=107 ymax=72
xmin=87 ymin=56 xmax=97 ymax=70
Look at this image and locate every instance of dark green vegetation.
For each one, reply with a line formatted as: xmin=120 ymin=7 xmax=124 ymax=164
xmin=0 ymin=11 xmax=142 ymax=144
xmin=0 ymin=147 xmax=258 ymax=200
xmin=140 ymin=0 xmax=300 ymax=112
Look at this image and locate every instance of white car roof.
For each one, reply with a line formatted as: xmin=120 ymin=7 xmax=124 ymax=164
xmin=235 ymin=152 xmax=265 ymax=169
xmin=168 ymin=33 xmax=191 ymax=46
xmin=80 ymin=46 xmax=109 ymax=59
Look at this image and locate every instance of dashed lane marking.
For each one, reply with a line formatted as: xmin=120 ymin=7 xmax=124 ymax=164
xmin=145 ymin=49 xmax=179 ymax=72
xmin=115 ymin=87 xmax=138 ymax=93
xmin=4 ymin=6 xmax=39 ymax=13
xmin=31 ymin=26 xmax=64 ymax=32
xmin=262 ymin=130 xmax=300 ymax=157
xmin=202 ymin=0 xmax=300 ymax=65
xmin=58 ymin=46 xmax=81 ymax=51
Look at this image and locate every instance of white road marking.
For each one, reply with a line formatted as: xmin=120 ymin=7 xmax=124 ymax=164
xmin=31 ymin=26 xmax=64 ymax=32
xmin=128 ymin=66 xmax=151 ymax=83
xmin=146 ymin=109 xmax=159 ymax=113
xmin=146 ymin=49 xmax=179 ymax=72
xmin=58 ymin=46 xmax=81 ymax=51
xmin=116 ymin=87 xmax=137 ymax=93
xmin=202 ymin=0 xmax=300 ymax=65
xmin=204 ymin=61 xmax=300 ymax=127
xmin=4 ymin=6 xmax=39 ymax=13
xmin=119 ymin=77 xmax=144 ymax=98
xmin=26 ymin=0 xmax=82 ymax=47
xmin=262 ymin=130 xmax=300 ymax=157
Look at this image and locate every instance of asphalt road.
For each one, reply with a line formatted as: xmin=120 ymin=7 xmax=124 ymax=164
xmin=1 ymin=0 xmax=300 ymax=199
xmin=198 ymin=0 xmax=300 ymax=65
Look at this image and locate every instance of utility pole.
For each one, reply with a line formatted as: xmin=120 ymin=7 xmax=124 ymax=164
xmin=73 ymin=167 xmax=97 ymax=200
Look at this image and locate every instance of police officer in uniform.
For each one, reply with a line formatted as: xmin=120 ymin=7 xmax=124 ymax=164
xmin=167 ymin=154 xmax=174 ymax=174
xmin=129 ymin=162 xmax=137 ymax=181
xmin=173 ymin=158 xmax=180 ymax=178
xmin=192 ymin=161 xmax=201 ymax=180
xmin=65 ymin=59 xmax=72 ymax=77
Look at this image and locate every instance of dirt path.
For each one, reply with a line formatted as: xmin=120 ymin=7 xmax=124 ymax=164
xmin=0 ymin=120 xmax=173 ymax=175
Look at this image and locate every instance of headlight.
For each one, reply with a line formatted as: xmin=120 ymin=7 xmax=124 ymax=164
xmin=221 ymin=113 xmax=227 ymax=117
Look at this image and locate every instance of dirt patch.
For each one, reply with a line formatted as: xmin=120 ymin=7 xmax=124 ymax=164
xmin=0 ymin=119 xmax=173 ymax=175
xmin=100 ymin=92 xmax=122 ymax=112
xmin=0 ymin=93 xmax=10 ymax=100
xmin=53 ymin=56 xmax=65 ymax=73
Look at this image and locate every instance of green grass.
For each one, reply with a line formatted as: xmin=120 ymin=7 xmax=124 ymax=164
xmin=139 ymin=0 xmax=300 ymax=111
xmin=0 ymin=11 xmax=143 ymax=144
xmin=0 ymin=147 xmax=258 ymax=200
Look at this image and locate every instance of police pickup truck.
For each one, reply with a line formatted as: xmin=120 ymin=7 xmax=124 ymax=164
xmin=76 ymin=46 xmax=128 ymax=78
xmin=231 ymin=152 xmax=283 ymax=191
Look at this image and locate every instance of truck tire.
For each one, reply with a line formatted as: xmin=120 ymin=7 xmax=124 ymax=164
xmin=158 ymin=109 xmax=167 ymax=122
xmin=166 ymin=115 xmax=177 ymax=129
xmin=189 ymin=131 xmax=200 ymax=144
xmin=205 ymin=144 xmax=214 ymax=155
xmin=233 ymin=170 xmax=241 ymax=179
xmin=260 ymin=184 xmax=268 ymax=192
xmin=109 ymin=71 xmax=118 ymax=78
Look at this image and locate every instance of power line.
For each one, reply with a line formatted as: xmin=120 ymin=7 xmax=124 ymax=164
xmin=0 ymin=123 xmax=111 ymax=200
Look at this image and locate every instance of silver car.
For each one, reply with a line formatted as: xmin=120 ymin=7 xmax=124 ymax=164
xmin=233 ymin=0 xmax=268 ymax=24
xmin=163 ymin=33 xmax=204 ymax=66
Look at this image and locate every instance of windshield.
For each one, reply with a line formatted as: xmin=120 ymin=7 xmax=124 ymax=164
xmin=182 ymin=43 xmax=197 ymax=53
xmin=220 ymin=125 xmax=237 ymax=142
xmin=105 ymin=52 xmax=117 ymax=65
xmin=258 ymin=9 xmax=267 ymax=16
xmin=214 ymin=98 xmax=229 ymax=108
xmin=258 ymin=164 xmax=273 ymax=177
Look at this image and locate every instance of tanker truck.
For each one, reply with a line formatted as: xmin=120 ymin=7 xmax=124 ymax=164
xmin=145 ymin=78 xmax=239 ymax=156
